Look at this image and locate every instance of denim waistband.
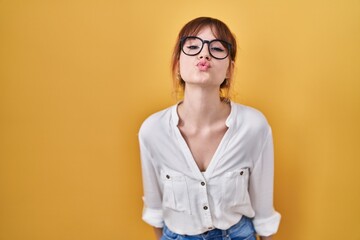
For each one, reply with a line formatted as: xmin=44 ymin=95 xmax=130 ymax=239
xmin=162 ymin=216 xmax=256 ymax=240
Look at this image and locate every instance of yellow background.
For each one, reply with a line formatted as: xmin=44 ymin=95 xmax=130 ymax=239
xmin=1 ymin=0 xmax=359 ymax=239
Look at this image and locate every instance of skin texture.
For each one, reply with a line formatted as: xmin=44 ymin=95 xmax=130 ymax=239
xmin=179 ymin=28 xmax=231 ymax=88
xmin=153 ymin=26 xmax=274 ymax=240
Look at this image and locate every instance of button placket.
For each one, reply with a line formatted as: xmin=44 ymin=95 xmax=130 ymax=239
xmin=198 ymin=178 xmax=213 ymax=228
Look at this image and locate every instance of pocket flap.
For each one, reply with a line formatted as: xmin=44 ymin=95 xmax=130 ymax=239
xmin=225 ymin=168 xmax=249 ymax=178
xmin=160 ymin=169 xmax=185 ymax=181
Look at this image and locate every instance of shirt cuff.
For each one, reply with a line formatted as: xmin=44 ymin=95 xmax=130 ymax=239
xmin=253 ymin=212 xmax=281 ymax=237
xmin=142 ymin=206 xmax=164 ymax=228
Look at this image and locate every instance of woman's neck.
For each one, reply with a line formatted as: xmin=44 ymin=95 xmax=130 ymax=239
xmin=177 ymin=86 xmax=230 ymax=128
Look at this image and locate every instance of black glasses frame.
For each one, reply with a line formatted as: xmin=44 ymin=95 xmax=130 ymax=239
xmin=180 ymin=36 xmax=232 ymax=60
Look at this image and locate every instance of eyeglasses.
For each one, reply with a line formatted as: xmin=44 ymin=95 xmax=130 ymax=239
xmin=180 ymin=36 xmax=232 ymax=60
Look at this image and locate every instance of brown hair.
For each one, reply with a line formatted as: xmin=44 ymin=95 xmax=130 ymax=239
xmin=171 ymin=17 xmax=237 ymax=100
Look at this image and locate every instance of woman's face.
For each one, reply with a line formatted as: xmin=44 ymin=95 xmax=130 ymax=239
xmin=179 ymin=26 xmax=232 ymax=89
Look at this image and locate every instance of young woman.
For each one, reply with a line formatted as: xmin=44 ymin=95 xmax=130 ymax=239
xmin=139 ymin=17 xmax=281 ymax=240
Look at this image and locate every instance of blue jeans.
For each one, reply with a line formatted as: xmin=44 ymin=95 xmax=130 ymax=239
xmin=161 ymin=216 xmax=257 ymax=240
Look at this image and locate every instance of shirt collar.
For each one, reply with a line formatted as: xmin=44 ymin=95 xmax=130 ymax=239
xmin=171 ymin=101 xmax=236 ymax=128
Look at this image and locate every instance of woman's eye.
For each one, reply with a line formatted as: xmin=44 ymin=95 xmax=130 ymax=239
xmin=187 ymin=45 xmax=200 ymax=50
xmin=211 ymin=47 xmax=225 ymax=52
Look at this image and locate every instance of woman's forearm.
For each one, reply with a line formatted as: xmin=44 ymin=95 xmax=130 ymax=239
xmin=260 ymin=236 xmax=273 ymax=240
xmin=153 ymin=227 xmax=163 ymax=240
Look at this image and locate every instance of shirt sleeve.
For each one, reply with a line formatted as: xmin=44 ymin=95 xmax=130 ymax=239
xmin=249 ymin=127 xmax=281 ymax=237
xmin=139 ymin=135 xmax=164 ymax=228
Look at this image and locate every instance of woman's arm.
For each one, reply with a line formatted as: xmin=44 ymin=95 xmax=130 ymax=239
xmin=248 ymin=127 xmax=281 ymax=237
xmin=139 ymin=131 xmax=165 ymax=236
xmin=260 ymin=236 xmax=272 ymax=240
xmin=153 ymin=227 xmax=163 ymax=240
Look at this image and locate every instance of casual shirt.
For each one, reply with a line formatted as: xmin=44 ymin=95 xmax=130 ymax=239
xmin=139 ymin=101 xmax=281 ymax=236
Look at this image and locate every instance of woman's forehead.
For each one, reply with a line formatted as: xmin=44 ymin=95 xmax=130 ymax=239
xmin=186 ymin=25 xmax=219 ymax=38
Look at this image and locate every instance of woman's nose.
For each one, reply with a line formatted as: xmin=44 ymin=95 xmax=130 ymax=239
xmin=198 ymin=44 xmax=211 ymax=60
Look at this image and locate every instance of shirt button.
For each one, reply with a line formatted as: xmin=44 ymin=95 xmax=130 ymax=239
xmin=203 ymin=206 xmax=208 ymax=210
xmin=240 ymin=171 xmax=244 ymax=175
xmin=166 ymin=175 xmax=170 ymax=179
xmin=201 ymin=182 xmax=205 ymax=186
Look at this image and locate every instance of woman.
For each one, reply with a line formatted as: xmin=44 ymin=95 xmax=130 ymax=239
xmin=139 ymin=17 xmax=281 ymax=240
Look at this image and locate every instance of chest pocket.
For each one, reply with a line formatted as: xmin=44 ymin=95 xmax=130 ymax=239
xmin=160 ymin=169 xmax=191 ymax=214
xmin=222 ymin=168 xmax=250 ymax=207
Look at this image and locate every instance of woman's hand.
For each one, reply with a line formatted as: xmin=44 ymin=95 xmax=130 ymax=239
xmin=153 ymin=227 xmax=163 ymax=240
xmin=260 ymin=236 xmax=273 ymax=240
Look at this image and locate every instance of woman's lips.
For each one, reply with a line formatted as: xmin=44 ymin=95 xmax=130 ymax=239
xmin=197 ymin=60 xmax=211 ymax=71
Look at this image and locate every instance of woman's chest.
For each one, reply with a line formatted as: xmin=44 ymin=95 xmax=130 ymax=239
xmin=178 ymin=126 xmax=228 ymax=172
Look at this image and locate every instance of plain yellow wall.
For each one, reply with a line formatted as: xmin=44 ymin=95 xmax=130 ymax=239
xmin=1 ymin=1 xmax=359 ymax=239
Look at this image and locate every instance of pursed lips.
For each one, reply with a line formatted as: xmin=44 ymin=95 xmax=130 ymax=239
xmin=196 ymin=60 xmax=211 ymax=71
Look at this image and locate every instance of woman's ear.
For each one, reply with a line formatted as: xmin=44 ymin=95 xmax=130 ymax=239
xmin=226 ymin=61 xmax=235 ymax=79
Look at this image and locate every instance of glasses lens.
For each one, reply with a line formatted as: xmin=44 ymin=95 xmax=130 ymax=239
xmin=182 ymin=37 xmax=203 ymax=56
xmin=209 ymin=40 xmax=229 ymax=59
xmin=181 ymin=37 xmax=230 ymax=59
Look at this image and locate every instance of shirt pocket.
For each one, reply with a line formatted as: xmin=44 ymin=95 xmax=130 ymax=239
xmin=160 ymin=169 xmax=191 ymax=214
xmin=222 ymin=168 xmax=250 ymax=207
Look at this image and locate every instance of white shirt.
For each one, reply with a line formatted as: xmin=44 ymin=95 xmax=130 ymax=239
xmin=139 ymin=102 xmax=281 ymax=236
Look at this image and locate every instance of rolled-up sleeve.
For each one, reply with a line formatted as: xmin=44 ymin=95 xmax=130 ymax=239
xmin=142 ymin=202 xmax=163 ymax=228
xmin=249 ymin=128 xmax=281 ymax=236
xmin=139 ymin=134 xmax=164 ymax=228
